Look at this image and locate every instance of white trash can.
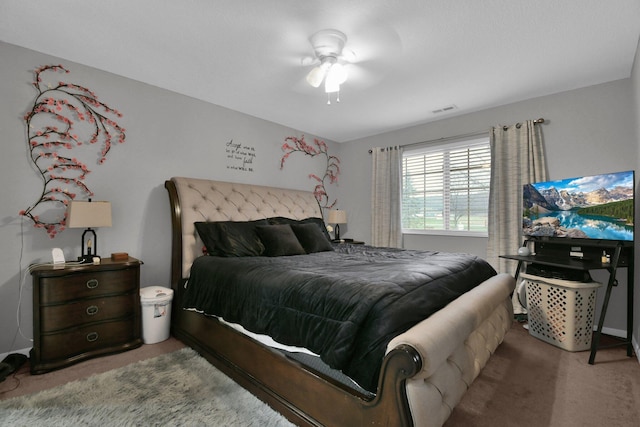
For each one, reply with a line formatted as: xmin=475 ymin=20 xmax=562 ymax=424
xmin=140 ymin=286 xmax=173 ymax=344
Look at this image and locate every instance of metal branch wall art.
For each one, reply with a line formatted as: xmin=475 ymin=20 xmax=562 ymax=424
xmin=280 ymin=135 xmax=340 ymax=209
xmin=19 ymin=65 xmax=126 ymax=238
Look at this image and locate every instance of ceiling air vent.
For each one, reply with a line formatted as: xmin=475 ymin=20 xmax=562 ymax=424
xmin=432 ymin=105 xmax=457 ymax=114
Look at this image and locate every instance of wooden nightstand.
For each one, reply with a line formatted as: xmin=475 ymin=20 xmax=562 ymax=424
xmin=30 ymin=257 xmax=143 ymax=374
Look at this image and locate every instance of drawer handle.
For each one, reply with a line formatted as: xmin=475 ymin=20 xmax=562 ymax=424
xmin=86 ymin=332 xmax=99 ymax=342
xmin=86 ymin=279 xmax=99 ymax=289
xmin=86 ymin=305 xmax=99 ymax=316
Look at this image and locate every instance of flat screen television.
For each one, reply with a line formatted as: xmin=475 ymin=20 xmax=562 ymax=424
xmin=523 ymin=170 xmax=634 ymax=242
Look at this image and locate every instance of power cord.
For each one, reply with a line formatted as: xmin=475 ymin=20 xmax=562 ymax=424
xmin=0 ymin=222 xmax=31 ymax=392
xmin=1 ymin=222 xmax=92 ymax=392
xmin=11 ymin=220 xmax=32 ymax=348
xmin=13 ymin=221 xmax=88 ymax=349
xmin=0 ymin=372 xmax=22 ymax=395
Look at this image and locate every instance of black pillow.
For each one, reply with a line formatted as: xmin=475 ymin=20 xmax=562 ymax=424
xmin=291 ymin=223 xmax=334 ymax=253
xmin=256 ymin=224 xmax=306 ymax=257
xmin=267 ymin=216 xmax=332 ymax=242
xmin=194 ymin=219 xmax=268 ymax=257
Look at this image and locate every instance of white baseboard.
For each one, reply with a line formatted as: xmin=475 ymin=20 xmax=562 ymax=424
xmin=599 ymin=326 xmax=626 ymax=338
xmin=0 ymin=347 xmax=31 ymax=361
xmin=597 ymin=327 xmax=639 ymax=365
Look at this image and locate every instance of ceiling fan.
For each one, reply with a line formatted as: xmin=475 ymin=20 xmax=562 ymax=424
xmin=303 ymin=29 xmax=353 ymax=104
xmin=300 ymin=27 xmax=403 ymax=104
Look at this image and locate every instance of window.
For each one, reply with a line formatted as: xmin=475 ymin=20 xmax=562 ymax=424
xmin=402 ymin=136 xmax=491 ymax=236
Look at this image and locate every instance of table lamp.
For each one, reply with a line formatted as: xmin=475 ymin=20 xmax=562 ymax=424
xmin=67 ymin=200 xmax=112 ymax=262
xmin=327 ymin=209 xmax=347 ymax=241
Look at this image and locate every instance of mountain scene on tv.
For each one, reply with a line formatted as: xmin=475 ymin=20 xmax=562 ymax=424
xmin=523 ymin=170 xmax=634 ymax=241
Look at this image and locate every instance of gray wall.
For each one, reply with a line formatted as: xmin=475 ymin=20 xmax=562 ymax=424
xmin=338 ymin=77 xmax=638 ymax=343
xmin=0 ymin=42 xmax=339 ymax=355
xmin=632 ymin=35 xmax=640 ymax=361
xmin=2 ymin=38 xmax=639 ymax=358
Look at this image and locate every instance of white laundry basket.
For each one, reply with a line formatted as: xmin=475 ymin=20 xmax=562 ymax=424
xmin=140 ymin=286 xmax=173 ymax=344
xmin=520 ymin=273 xmax=601 ymax=351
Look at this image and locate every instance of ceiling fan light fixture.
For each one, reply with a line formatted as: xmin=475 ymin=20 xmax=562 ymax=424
xmin=324 ymin=78 xmax=340 ymax=94
xmin=326 ymin=63 xmax=347 ymax=87
xmin=324 ymin=64 xmax=346 ymax=93
xmin=306 ymin=61 xmax=330 ymax=88
xmin=305 ymin=29 xmax=350 ymax=102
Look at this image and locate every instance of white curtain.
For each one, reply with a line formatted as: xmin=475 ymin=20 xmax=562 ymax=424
xmin=371 ymin=146 xmax=403 ymax=248
xmin=486 ymin=121 xmax=547 ymax=313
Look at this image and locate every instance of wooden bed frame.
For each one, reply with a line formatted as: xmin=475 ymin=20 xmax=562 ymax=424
xmin=165 ymin=177 xmax=515 ymax=427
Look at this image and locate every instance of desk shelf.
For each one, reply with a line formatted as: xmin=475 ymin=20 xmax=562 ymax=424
xmin=501 ymin=238 xmax=634 ymax=364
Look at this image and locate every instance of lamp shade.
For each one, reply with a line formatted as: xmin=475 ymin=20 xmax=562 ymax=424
xmin=67 ymin=201 xmax=112 ymax=228
xmin=327 ymin=209 xmax=347 ymax=225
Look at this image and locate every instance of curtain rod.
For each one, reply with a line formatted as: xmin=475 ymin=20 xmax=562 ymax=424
xmin=368 ymin=118 xmax=545 ymax=153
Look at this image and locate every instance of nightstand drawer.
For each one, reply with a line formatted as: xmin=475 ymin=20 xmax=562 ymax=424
xmin=40 ymin=318 xmax=137 ymax=361
xmin=40 ymin=293 xmax=138 ymax=332
xmin=39 ymin=268 xmax=138 ymax=304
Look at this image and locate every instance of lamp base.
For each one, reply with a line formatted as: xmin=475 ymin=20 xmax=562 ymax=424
xmin=77 ymin=254 xmax=101 ymax=263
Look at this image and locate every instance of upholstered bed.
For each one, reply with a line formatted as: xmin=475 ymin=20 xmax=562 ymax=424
xmin=165 ymin=176 xmax=515 ymax=427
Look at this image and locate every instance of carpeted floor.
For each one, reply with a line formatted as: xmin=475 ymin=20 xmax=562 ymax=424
xmin=446 ymin=323 xmax=640 ymax=427
xmin=0 ymin=338 xmax=186 ymax=400
xmin=1 ymin=325 xmax=639 ymax=426
xmin=0 ymin=347 xmax=294 ymax=427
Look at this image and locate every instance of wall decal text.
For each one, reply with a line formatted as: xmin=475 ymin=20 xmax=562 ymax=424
xmin=226 ymin=139 xmax=256 ymax=172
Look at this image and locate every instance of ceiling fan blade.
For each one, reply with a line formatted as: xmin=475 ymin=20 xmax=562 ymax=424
xmin=345 ymin=26 xmax=402 ymax=64
xmin=294 ymin=22 xmax=403 ymax=94
xmin=301 ymin=55 xmax=319 ymax=67
xmin=343 ymin=63 xmax=386 ymax=90
xmin=331 ymin=25 xmax=402 ymax=92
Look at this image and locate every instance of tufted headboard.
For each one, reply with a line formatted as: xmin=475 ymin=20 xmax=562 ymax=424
xmin=165 ymin=177 xmax=323 ymax=285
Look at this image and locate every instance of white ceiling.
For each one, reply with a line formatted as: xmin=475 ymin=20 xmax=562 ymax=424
xmin=1 ymin=1 xmax=639 ymax=143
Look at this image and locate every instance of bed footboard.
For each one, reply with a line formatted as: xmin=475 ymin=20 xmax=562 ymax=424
xmin=387 ymin=273 xmax=515 ymax=427
xmin=165 ymin=178 xmax=515 ymax=427
xmin=171 ymin=303 xmax=420 ymax=427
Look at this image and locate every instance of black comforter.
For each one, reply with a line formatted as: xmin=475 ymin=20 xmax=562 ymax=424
xmin=182 ymin=244 xmax=496 ymax=392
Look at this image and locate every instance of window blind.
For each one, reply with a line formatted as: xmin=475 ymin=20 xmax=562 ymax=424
xmin=402 ymin=137 xmax=490 ymax=235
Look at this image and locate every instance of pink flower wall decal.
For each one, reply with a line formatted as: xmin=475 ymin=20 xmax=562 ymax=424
xmin=20 ymin=65 xmax=126 ymax=238
xmin=280 ymin=135 xmax=340 ymax=209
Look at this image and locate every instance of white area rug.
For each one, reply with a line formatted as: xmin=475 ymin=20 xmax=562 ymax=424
xmin=0 ymin=348 xmax=294 ymax=426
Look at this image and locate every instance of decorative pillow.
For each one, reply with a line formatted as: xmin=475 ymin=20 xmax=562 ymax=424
xmin=194 ymin=219 xmax=268 ymax=257
xmin=291 ymin=223 xmax=334 ymax=253
xmin=267 ymin=216 xmax=332 ymax=242
xmin=256 ymin=224 xmax=306 ymax=257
